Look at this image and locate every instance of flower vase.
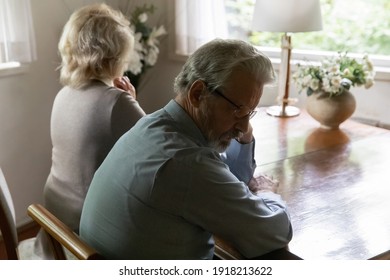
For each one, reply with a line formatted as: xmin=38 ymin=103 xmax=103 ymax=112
xmin=306 ymin=91 xmax=356 ymax=130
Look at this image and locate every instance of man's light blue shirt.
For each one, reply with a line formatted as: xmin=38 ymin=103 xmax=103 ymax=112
xmin=80 ymin=100 xmax=292 ymax=259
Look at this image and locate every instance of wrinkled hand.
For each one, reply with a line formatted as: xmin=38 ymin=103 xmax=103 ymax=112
xmin=248 ymin=174 xmax=279 ymax=194
xmin=236 ymin=122 xmax=253 ymax=144
xmin=113 ymin=76 xmax=136 ymax=99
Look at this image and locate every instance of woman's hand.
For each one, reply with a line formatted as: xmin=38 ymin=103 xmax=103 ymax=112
xmin=114 ymin=76 xmax=136 ymax=99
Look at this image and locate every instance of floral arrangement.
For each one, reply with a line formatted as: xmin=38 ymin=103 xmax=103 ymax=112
xmin=292 ymin=52 xmax=375 ymax=98
xmin=124 ymin=4 xmax=166 ymax=88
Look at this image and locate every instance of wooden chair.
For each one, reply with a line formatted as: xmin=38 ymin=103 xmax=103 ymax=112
xmin=214 ymin=235 xmax=303 ymax=260
xmin=27 ymin=203 xmax=104 ymax=260
xmin=213 ymin=235 xmax=244 ymax=259
xmin=0 ymin=167 xmax=39 ymax=259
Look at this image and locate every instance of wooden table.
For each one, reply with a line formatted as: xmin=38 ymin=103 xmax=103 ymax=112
xmin=216 ymin=108 xmax=390 ymax=260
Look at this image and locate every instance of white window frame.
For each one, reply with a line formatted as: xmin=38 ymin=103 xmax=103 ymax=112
xmin=0 ymin=0 xmax=36 ymax=77
xmin=262 ymin=47 xmax=390 ymax=82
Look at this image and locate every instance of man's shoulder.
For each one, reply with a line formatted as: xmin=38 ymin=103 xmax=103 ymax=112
xmin=170 ymin=147 xmax=223 ymax=168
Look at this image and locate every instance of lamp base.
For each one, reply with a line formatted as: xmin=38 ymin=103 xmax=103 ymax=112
xmin=266 ymin=105 xmax=300 ymax=118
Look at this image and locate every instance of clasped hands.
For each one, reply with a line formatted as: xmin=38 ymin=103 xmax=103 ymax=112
xmin=248 ymin=174 xmax=279 ymax=194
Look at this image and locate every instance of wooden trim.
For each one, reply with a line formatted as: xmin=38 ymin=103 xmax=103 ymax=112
xmin=27 ymin=204 xmax=103 ymax=260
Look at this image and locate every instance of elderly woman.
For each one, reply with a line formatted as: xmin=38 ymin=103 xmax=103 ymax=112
xmin=34 ymin=3 xmax=145 ymax=258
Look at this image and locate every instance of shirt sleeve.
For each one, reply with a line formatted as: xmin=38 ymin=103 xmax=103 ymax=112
xmin=220 ymin=139 xmax=256 ymax=184
xmin=174 ymin=150 xmax=293 ymax=258
xmin=111 ymin=92 xmax=146 ymax=141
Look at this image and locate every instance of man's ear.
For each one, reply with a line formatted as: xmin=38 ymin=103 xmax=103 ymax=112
xmin=188 ymin=80 xmax=206 ymax=108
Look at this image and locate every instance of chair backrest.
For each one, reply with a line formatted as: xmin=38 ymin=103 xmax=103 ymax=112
xmin=213 ymin=235 xmax=244 ymax=260
xmin=27 ymin=203 xmax=104 ymax=260
xmin=0 ymin=167 xmax=19 ymax=260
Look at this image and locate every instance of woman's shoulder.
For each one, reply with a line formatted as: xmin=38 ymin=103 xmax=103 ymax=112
xmin=82 ymin=80 xmax=130 ymax=103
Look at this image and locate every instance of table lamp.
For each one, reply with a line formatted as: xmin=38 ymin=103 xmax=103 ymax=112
xmin=252 ymin=0 xmax=323 ymax=117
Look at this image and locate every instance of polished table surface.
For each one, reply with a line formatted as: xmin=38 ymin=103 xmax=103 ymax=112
xmin=216 ymin=108 xmax=390 ymax=260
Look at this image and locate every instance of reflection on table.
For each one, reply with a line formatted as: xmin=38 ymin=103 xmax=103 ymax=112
xmin=216 ymin=108 xmax=390 ymax=260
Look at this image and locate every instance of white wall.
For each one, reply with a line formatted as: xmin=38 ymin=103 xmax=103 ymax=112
xmin=0 ymin=0 xmax=69 ymax=226
xmin=0 ymin=0 xmax=389 ymax=226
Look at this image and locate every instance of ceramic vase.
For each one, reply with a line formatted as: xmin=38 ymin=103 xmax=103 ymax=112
xmin=306 ymin=91 xmax=356 ymax=130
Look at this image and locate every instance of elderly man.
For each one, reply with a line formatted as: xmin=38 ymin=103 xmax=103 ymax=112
xmin=80 ymin=39 xmax=292 ymax=259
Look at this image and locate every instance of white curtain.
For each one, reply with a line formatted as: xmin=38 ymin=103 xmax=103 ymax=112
xmin=0 ymin=0 xmax=37 ymax=63
xmin=174 ymin=0 xmax=228 ymax=56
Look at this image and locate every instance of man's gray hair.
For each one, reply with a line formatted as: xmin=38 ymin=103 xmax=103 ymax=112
xmin=174 ymin=39 xmax=275 ymax=95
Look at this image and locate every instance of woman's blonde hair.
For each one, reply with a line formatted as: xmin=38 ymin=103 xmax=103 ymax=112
xmin=58 ymin=3 xmax=134 ymax=88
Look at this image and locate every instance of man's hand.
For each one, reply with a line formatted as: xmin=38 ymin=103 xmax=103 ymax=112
xmin=248 ymin=174 xmax=279 ymax=194
xmin=236 ymin=122 xmax=253 ymax=144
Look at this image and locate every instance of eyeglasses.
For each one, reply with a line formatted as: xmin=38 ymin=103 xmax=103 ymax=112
xmin=212 ymin=89 xmax=257 ymax=119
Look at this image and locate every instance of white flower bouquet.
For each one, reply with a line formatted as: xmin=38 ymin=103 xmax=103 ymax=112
xmin=292 ymin=52 xmax=376 ymax=98
xmin=124 ymin=4 xmax=166 ymax=88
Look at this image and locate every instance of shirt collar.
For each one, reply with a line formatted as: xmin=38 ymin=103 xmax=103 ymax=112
xmin=164 ymin=100 xmax=208 ymax=147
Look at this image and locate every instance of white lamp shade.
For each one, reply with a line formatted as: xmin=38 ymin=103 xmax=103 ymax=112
xmin=252 ymin=0 xmax=323 ymax=33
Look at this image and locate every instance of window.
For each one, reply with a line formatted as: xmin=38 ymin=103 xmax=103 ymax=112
xmin=173 ymin=0 xmax=228 ymax=56
xmin=234 ymin=0 xmax=390 ymax=68
xmin=0 ymin=0 xmax=37 ymax=73
xmin=230 ymin=0 xmax=389 ymax=55
xmin=173 ymin=0 xmax=390 ymax=78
